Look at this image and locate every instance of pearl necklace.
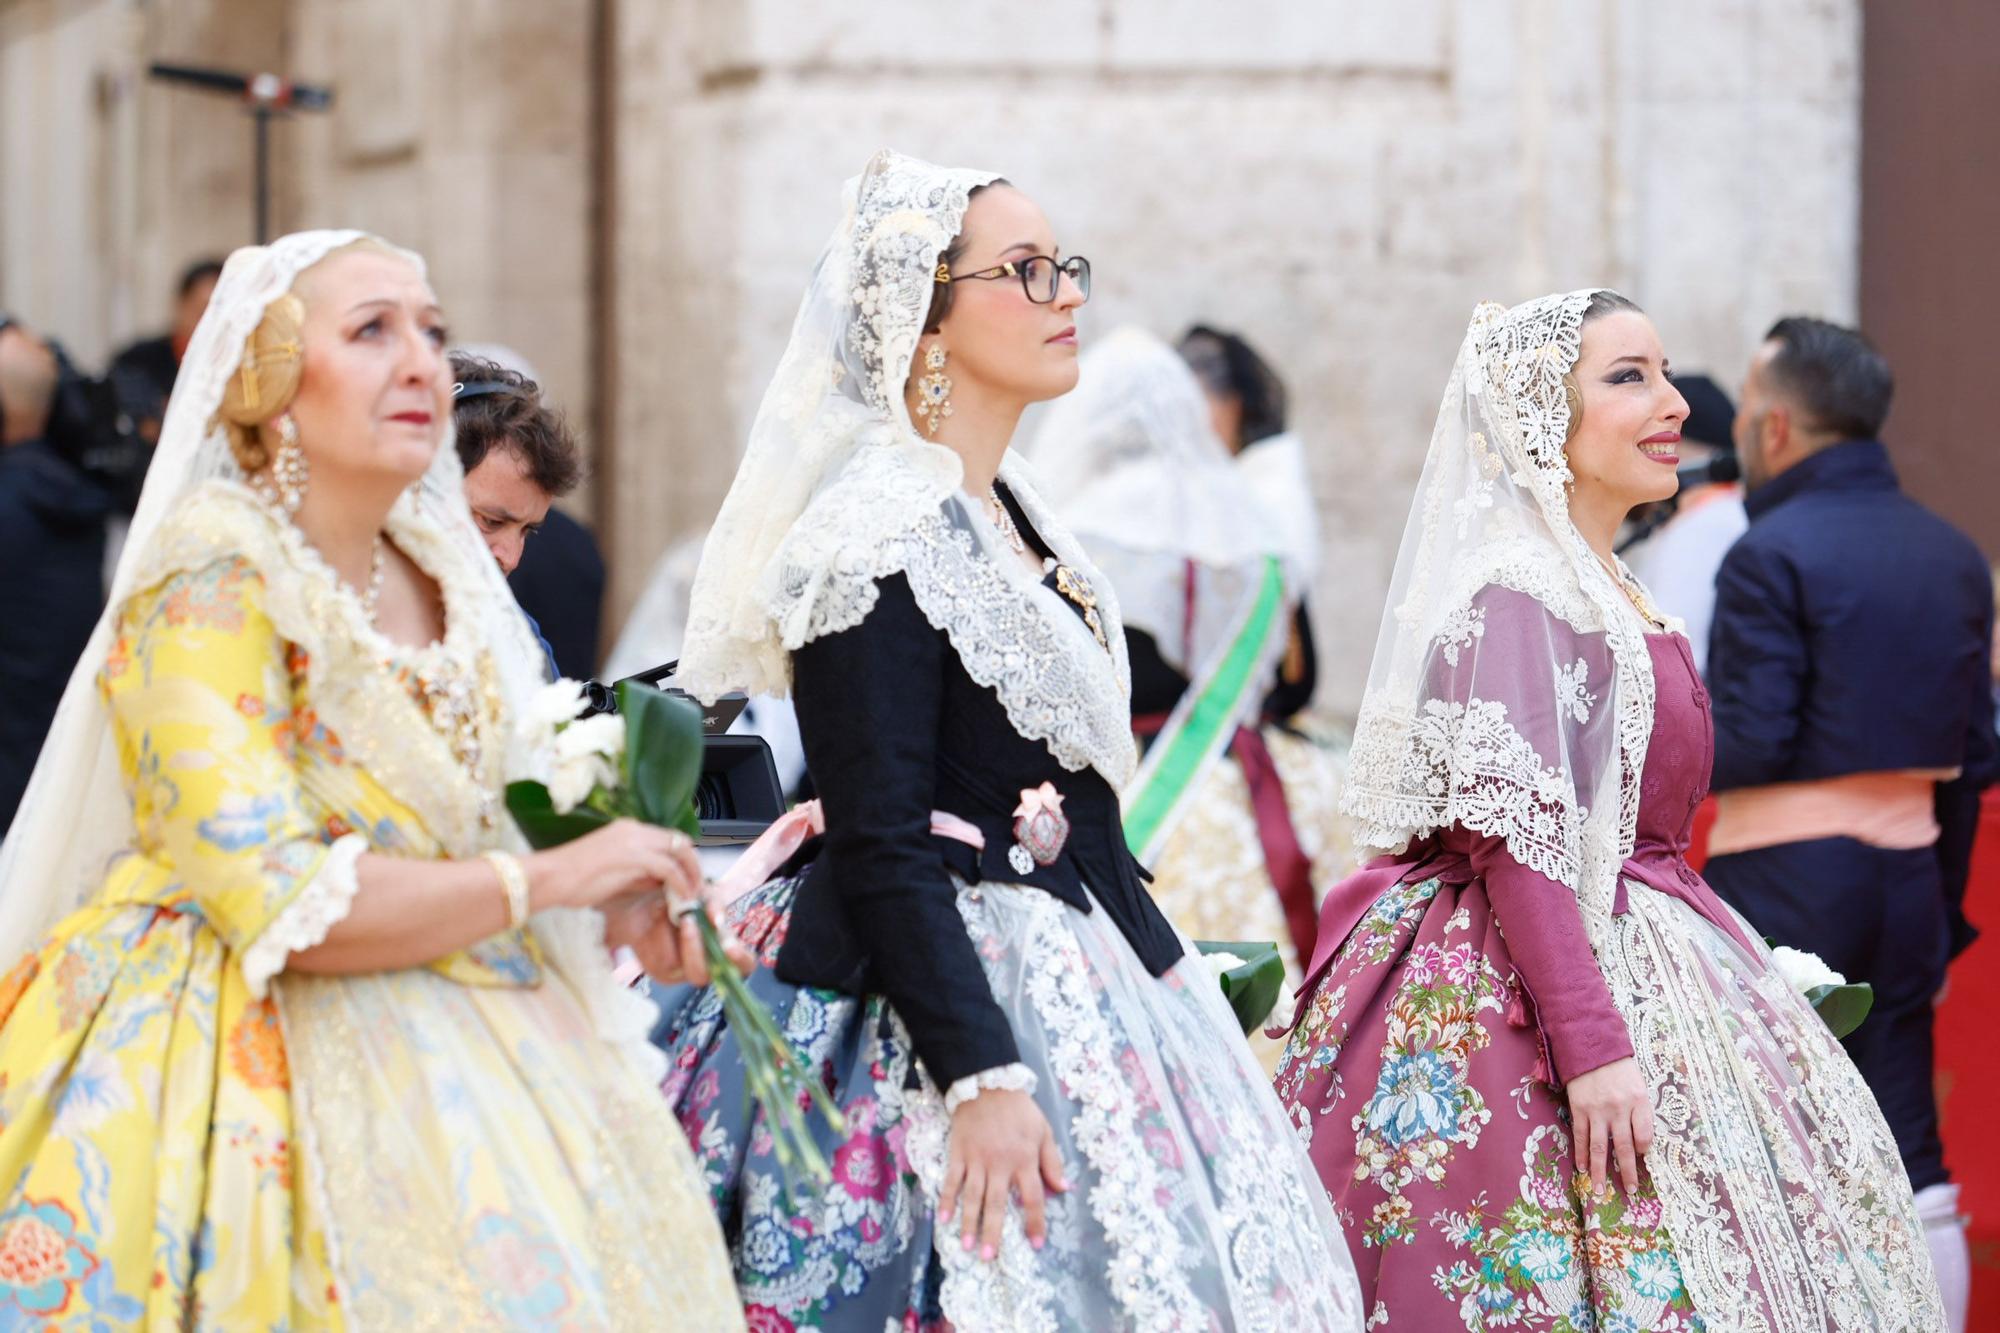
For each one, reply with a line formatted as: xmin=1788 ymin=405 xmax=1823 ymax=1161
xmin=362 ymin=536 xmax=388 ymax=625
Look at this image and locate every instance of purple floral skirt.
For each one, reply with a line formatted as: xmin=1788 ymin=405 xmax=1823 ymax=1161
xmin=1274 ymin=871 xmax=1704 ymax=1332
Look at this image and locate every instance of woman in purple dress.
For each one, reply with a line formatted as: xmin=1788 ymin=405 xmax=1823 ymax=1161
xmin=1274 ymin=291 xmax=1944 ymax=1332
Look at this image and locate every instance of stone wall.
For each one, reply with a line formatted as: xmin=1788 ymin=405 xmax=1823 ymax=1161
xmin=604 ymin=0 xmax=1861 ymax=710
xmin=4 ymin=0 xmax=1862 ymax=712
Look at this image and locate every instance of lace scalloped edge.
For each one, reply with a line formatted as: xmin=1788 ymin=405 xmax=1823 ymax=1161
xmin=240 ymin=833 xmax=368 ymax=1001
xmin=943 ymin=1062 xmax=1039 ymax=1115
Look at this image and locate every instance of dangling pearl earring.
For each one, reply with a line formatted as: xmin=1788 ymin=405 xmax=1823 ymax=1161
xmin=268 ymin=413 xmax=308 ymax=514
xmin=914 ymin=345 xmax=954 ymax=436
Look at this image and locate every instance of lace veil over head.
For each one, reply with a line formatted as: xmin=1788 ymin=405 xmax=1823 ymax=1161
xmin=0 ymin=232 xmax=549 ymax=965
xmin=1340 ymin=290 xmax=1658 ymax=947
xmin=677 ymin=150 xmax=1000 ymax=702
xmin=678 ymin=150 xmax=1137 ymax=786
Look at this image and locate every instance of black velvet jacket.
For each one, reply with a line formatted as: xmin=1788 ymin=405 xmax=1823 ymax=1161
xmin=774 ymin=498 xmax=1182 ymax=1088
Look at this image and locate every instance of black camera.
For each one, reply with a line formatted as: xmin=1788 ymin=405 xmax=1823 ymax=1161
xmin=581 ymin=662 xmax=786 ymax=846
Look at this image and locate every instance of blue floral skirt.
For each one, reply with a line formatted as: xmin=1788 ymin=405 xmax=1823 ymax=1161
xmin=659 ymin=871 xmax=1362 ymax=1332
xmin=655 ymin=872 xmax=946 ymax=1332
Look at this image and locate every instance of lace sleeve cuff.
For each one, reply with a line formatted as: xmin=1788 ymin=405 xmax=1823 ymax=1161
xmin=239 ymin=833 xmax=367 ymax=1001
xmin=944 ymin=1062 xmax=1038 ymax=1114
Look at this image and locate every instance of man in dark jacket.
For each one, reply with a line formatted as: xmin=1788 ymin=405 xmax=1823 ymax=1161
xmin=0 ymin=318 xmax=112 ymax=839
xmin=1705 ymin=316 xmax=1993 ymax=1326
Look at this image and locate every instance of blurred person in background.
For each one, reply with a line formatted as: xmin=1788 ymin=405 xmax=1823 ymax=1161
xmin=606 ymin=529 xmax=810 ymax=797
xmin=0 ymin=316 xmax=110 ymax=840
xmin=1026 ymin=326 xmax=1350 ymax=1039
xmin=106 ymin=256 xmax=224 ymax=455
xmin=452 ymin=344 xmax=607 ymax=681
xmin=1704 ymin=316 xmax=1996 ymax=1332
xmin=448 ymin=350 xmax=587 ymax=680
xmin=1619 ymin=372 xmax=1744 ymax=674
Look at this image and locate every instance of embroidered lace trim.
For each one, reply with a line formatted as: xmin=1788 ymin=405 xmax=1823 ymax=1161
xmin=905 ymin=1082 xmax=1063 ymax=1331
xmin=1604 ymin=888 xmax=1947 ymax=1332
xmin=943 ymin=1062 xmax=1038 ymax=1115
xmin=241 ymin=833 xmax=367 ymax=1000
xmin=762 ymin=446 xmax=1138 ymax=786
xmin=143 ymin=483 xmax=512 ymax=859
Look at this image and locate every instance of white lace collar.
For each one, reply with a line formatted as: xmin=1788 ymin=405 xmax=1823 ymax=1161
xmin=762 ymin=443 xmax=1138 ymax=787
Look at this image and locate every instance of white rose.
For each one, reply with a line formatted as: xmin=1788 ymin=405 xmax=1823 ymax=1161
xmin=1769 ymin=945 xmax=1846 ymax=994
xmin=516 ymin=678 xmax=590 ymax=768
xmin=547 ymin=752 xmax=617 ymax=815
xmin=554 ymin=712 xmax=626 ymax=764
xmin=1201 ymin=950 xmax=1247 ymax=981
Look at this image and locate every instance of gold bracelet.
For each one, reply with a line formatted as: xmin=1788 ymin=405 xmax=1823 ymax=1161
xmin=482 ymin=850 xmax=531 ymax=929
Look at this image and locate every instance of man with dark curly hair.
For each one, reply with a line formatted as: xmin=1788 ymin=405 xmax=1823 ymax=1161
xmin=449 ymin=350 xmax=604 ymax=678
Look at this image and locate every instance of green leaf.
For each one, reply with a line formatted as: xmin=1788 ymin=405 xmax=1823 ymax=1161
xmin=1195 ymin=939 xmax=1285 ymax=1036
xmin=616 ymin=680 xmax=705 ymax=833
xmin=505 ymin=780 xmax=614 ymax=850
xmin=1805 ymin=981 xmax=1874 ymax=1040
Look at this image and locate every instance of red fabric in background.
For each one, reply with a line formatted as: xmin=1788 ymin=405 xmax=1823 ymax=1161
xmin=1691 ymin=791 xmax=2000 ymax=1323
xmin=1936 ymin=791 xmax=2000 ymax=1325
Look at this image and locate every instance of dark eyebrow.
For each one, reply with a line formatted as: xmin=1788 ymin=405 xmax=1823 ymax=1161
xmin=476 ymin=503 xmax=525 ymax=524
xmin=998 ymin=241 xmax=1043 ymax=259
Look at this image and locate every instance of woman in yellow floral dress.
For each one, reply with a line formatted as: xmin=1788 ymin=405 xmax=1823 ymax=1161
xmin=0 ymin=232 xmax=746 ymax=1329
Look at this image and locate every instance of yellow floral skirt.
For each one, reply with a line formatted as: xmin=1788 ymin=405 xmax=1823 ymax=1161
xmin=0 ymin=899 xmax=337 ymax=1327
xmin=0 ymin=900 xmax=745 ymax=1330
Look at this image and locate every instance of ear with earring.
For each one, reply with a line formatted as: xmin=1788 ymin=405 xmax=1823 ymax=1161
xmin=265 ymin=413 xmax=309 ymax=514
xmin=914 ymin=343 xmax=953 ymax=436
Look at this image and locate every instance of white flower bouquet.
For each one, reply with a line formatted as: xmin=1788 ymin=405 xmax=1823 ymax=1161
xmin=1768 ymin=944 xmax=1874 ymax=1040
xmin=510 ymin=678 xmax=845 ymax=1187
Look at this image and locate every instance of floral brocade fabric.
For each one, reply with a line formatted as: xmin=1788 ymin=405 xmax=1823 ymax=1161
xmin=1275 ymin=874 xmax=1702 ymax=1332
xmin=1279 ymin=629 xmax=1943 ymax=1332
xmin=0 ymin=526 xmax=742 ymax=1329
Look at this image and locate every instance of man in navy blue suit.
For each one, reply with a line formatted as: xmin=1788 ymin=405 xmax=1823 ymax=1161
xmin=1704 ymin=316 xmax=1994 ymax=1326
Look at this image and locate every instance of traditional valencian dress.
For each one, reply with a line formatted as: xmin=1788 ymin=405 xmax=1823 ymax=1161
xmin=1024 ymin=326 xmax=1352 ymax=1001
xmin=0 ymin=233 xmax=743 ymax=1330
xmin=656 ymin=151 xmax=1364 ymax=1332
xmin=1273 ymin=291 xmax=1945 ymax=1332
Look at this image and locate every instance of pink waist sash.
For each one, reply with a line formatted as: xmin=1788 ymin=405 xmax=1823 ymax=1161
xmin=1708 ymin=770 xmax=1954 ymax=858
xmin=1298 ymin=841 xmax=1756 ymax=1000
xmin=710 ymin=800 xmax=987 ymax=908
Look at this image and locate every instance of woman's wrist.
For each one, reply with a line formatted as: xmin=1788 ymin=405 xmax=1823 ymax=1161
xmin=519 ymin=847 xmax=562 ymax=913
xmin=945 ymin=1063 xmax=1038 ymax=1115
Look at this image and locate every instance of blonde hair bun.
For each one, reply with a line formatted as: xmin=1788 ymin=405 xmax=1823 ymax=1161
xmin=216 ymin=291 xmax=306 ymax=473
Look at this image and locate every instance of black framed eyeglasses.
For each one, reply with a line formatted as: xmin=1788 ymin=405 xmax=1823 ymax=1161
xmin=935 ymin=254 xmax=1090 ymax=304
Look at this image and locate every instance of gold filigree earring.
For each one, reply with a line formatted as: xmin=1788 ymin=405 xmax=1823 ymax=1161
xmin=267 ymin=413 xmax=308 ymax=514
xmin=914 ymin=345 xmax=953 ymax=436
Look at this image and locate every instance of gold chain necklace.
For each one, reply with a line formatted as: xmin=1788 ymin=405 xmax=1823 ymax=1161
xmin=986 ymin=486 xmax=1028 ymax=554
xmin=1595 ymin=552 xmax=1666 ymax=628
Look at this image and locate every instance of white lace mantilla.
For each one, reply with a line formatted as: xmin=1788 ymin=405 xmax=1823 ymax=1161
xmin=1341 ymin=293 xmax=1657 ymax=948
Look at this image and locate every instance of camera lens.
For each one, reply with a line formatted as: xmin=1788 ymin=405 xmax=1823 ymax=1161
xmin=694 ymin=773 xmax=735 ymax=822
